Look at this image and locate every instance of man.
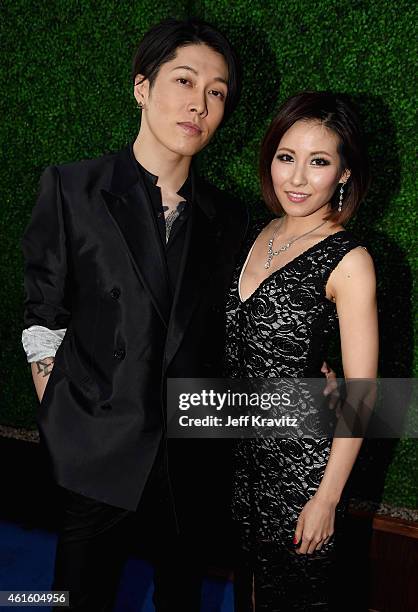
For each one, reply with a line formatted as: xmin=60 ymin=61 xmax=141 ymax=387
xmin=22 ymin=18 xmax=247 ymax=611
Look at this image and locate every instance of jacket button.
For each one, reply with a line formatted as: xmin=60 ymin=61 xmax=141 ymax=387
xmin=101 ymin=404 xmax=112 ymax=411
xmin=113 ymin=348 xmax=126 ymax=360
xmin=110 ymin=287 xmax=121 ymax=299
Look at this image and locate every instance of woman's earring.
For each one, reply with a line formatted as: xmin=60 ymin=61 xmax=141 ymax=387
xmin=338 ymin=183 xmax=345 ymax=213
xmin=137 ymin=101 xmax=144 ymax=110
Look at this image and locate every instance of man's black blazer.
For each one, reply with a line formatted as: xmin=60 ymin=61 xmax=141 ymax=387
xmin=22 ymin=143 xmax=248 ymax=511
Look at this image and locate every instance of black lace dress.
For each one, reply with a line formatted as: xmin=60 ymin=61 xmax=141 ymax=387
xmin=224 ymin=221 xmax=365 ymax=611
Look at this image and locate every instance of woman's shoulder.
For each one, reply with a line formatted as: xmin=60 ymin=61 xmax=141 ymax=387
xmin=336 ymin=240 xmax=374 ymax=271
xmin=327 ymin=227 xmax=370 ymax=255
xmin=329 ymin=229 xmax=375 ymax=282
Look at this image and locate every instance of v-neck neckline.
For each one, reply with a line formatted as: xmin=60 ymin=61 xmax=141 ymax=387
xmin=238 ymin=229 xmax=347 ymax=304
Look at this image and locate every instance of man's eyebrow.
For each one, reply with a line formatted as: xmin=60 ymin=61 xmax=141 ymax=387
xmin=172 ymin=65 xmax=198 ymax=75
xmin=172 ymin=65 xmax=228 ymax=86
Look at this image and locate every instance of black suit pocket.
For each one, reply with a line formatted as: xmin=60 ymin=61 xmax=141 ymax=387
xmin=53 ymin=330 xmax=100 ymax=401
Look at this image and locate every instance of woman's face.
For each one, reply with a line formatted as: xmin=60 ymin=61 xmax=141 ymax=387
xmin=134 ymin=43 xmax=228 ymax=158
xmin=270 ymin=119 xmax=350 ymax=218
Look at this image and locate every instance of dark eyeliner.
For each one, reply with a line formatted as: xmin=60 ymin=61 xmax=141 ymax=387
xmin=311 ymin=157 xmax=330 ymax=166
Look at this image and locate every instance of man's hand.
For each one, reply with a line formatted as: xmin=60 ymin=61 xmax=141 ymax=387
xmin=321 ymin=361 xmax=340 ymax=414
xmin=31 ymin=357 xmax=54 ymax=402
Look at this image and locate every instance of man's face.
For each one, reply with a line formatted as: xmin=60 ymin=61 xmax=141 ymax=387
xmin=134 ymin=43 xmax=229 ymax=157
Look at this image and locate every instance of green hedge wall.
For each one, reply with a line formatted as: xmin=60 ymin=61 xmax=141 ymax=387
xmin=1 ymin=0 xmax=417 ymax=508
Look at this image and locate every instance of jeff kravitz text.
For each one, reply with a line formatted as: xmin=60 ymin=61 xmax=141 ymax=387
xmin=178 ymin=415 xmax=298 ymax=427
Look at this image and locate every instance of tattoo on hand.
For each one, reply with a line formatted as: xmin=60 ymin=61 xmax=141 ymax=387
xmin=36 ymin=358 xmax=55 ymax=377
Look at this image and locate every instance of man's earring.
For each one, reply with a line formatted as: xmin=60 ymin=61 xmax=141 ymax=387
xmin=338 ymin=183 xmax=345 ymax=213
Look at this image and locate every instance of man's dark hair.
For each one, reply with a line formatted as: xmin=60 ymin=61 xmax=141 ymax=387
xmin=260 ymin=91 xmax=370 ymax=224
xmin=132 ymin=18 xmax=241 ymax=123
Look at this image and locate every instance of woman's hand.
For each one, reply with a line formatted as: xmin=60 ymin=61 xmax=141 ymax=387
xmin=293 ymin=494 xmax=336 ymax=554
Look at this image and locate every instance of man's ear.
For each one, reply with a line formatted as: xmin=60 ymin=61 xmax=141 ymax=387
xmin=133 ymin=73 xmax=149 ymax=107
xmin=340 ymin=168 xmax=351 ymax=184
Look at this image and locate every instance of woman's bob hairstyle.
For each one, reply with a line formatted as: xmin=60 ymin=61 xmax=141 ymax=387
xmin=260 ymin=91 xmax=370 ymax=224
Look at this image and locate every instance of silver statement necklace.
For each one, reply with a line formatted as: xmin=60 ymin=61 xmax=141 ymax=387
xmin=265 ymin=219 xmax=328 ymax=269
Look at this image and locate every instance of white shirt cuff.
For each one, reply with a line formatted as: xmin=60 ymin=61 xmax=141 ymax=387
xmin=22 ymin=325 xmax=67 ymax=363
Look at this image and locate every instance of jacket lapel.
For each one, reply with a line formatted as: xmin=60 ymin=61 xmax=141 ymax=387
xmin=101 ymin=145 xmax=170 ymax=326
xmin=164 ymin=172 xmax=221 ymax=368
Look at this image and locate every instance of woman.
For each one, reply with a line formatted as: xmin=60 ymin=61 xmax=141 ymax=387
xmin=224 ymin=91 xmax=378 ymax=611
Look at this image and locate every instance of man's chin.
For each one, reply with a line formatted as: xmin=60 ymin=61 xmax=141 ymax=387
xmin=168 ymin=141 xmax=208 ymax=158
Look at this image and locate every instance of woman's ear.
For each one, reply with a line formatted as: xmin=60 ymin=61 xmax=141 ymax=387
xmin=340 ymin=168 xmax=351 ymax=184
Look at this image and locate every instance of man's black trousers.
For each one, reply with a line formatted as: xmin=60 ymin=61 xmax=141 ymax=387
xmin=51 ymin=442 xmax=203 ymax=611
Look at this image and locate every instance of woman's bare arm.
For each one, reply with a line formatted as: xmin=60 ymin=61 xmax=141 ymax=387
xmin=316 ymin=246 xmax=378 ymax=503
xmin=294 ymin=246 xmax=378 ymax=554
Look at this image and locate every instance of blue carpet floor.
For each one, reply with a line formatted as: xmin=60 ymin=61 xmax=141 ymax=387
xmin=0 ymin=520 xmax=233 ymax=611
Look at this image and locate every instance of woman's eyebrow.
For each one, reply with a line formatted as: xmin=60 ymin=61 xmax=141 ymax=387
xmin=277 ymin=147 xmax=333 ymax=156
xmin=310 ymin=150 xmax=333 ymax=156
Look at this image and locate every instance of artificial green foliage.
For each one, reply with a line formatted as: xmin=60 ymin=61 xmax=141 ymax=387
xmin=1 ymin=0 xmax=417 ymax=507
